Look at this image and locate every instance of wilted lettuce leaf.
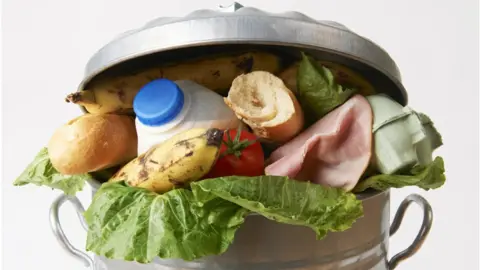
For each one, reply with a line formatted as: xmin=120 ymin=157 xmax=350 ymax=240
xmin=353 ymin=156 xmax=446 ymax=193
xmin=13 ymin=147 xmax=88 ymax=195
xmin=297 ymin=52 xmax=355 ymax=121
xmin=84 ymin=176 xmax=364 ymax=263
xmin=84 ymin=182 xmax=248 ymax=263
xmin=192 ymin=176 xmax=363 ymax=239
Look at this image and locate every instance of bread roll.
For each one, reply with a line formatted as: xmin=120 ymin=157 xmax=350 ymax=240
xmin=224 ymin=71 xmax=304 ymax=143
xmin=48 ymin=114 xmax=137 ymax=175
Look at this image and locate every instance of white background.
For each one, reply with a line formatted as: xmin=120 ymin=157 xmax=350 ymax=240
xmin=2 ymin=0 xmax=479 ymax=269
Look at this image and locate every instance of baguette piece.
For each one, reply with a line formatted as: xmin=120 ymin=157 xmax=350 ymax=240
xmin=48 ymin=114 xmax=137 ymax=175
xmin=224 ymin=71 xmax=304 ymax=143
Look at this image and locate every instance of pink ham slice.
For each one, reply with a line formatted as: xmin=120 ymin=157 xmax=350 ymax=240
xmin=265 ymin=95 xmax=373 ymax=191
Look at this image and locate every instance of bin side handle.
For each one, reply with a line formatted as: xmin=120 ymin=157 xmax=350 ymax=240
xmin=388 ymin=194 xmax=433 ymax=269
xmin=49 ymin=194 xmax=93 ymax=269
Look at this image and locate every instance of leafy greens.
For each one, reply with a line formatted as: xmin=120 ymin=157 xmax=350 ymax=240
xmin=13 ymin=148 xmax=89 ymax=195
xmin=297 ymin=52 xmax=355 ymax=121
xmin=84 ymin=182 xmax=248 ymax=263
xmin=192 ymin=176 xmax=363 ymax=239
xmin=353 ymin=156 xmax=446 ymax=193
xmin=84 ymin=176 xmax=363 ymax=263
xmin=13 ymin=147 xmax=119 ymax=195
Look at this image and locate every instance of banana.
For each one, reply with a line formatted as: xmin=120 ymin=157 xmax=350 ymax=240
xmin=109 ymin=128 xmax=224 ymax=193
xmin=279 ymin=60 xmax=376 ymax=96
xmin=66 ymin=51 xmax=282 ymax=115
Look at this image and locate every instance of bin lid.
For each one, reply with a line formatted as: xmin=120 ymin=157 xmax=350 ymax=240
xmin=79 ymin=2 xmax=408 ymax=105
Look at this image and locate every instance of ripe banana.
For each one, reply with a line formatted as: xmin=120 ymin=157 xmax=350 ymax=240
xmin=279 ymin=60 xmax=376 ymax=96
xmin=66 ymin=51 xmax=282 ymax=115
xmin=109 ymin=128 xmax=224 ymax=193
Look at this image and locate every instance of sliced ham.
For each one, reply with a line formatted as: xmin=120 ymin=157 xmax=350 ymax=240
xmin=265 ymin=95 xmax=373 ymax=191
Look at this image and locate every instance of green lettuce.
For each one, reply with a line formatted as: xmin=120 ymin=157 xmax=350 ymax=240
xmin=297 ymin=52 xmax=355 ymax=121
xmin=84 ymin=182 xmax=248 ymax=263
xmin=192 ymin=176 xmax=363 ymax=239
xmin=84 ymin=176 xmax=363 ymax=263
xmin=353 ymin=156 xmax=446 ymax=193
xmin=13 ymin=147 xmax=89 ymax=195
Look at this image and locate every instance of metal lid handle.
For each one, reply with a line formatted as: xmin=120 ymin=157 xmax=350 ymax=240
xmin=49 ymin=194 xmax=93 ymax=269
xmin=388 ymin=194 xmax=433 ymax=269
xmin=218 ymin=2 xmax=244 ymax=12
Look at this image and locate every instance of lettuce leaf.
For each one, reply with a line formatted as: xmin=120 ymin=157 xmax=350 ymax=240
xmin=13 ymin=147 xmax=88 ymax=195
xmin=353 ymin=156 xmax=446 ymax=193
xmin=84 ymin=182 xmax=248 ymax=263
xmin=84 ymin=176 xmax=364 ymax=263
xmin=192 ymin=176 xmax=363 ymax=239
xmin=297 ymin=52 xmax=355 ymax=121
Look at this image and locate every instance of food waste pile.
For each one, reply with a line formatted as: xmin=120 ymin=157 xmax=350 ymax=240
xmin=14 ymin=51 xmax=446 ymax=264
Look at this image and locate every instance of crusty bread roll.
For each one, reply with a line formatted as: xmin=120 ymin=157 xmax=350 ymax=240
xmin=224 ymin=71 xmax=304 ymax=143
xmin=48 ymin=114 xmax=137 ymax=175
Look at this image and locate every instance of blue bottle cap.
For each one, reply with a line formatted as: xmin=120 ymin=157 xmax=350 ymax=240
xmin=133 ymin=79 xmax=185 ymax=126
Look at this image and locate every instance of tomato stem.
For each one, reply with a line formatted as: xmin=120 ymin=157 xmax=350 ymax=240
xmin=222 ymin=124 xmax=259 ymax=158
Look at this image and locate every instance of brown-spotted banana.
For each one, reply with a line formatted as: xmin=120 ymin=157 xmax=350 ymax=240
xmin=279 ymin=60 xmax=376 ymax=96
xmin=109 ymin=128 xmax=224 ymax=193
xmin=65 ymin=51 xmax=282 ymax=115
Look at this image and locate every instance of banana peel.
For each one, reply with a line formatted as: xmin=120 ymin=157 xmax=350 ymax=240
xmin=66 ymin=51 xmax=282 ymax=115
xmin=109 ymin=128 xmax=224 ymax=194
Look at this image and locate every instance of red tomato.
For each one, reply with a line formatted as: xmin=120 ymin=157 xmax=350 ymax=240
xmin=205 ymin=128 xmax=265 ymax=178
